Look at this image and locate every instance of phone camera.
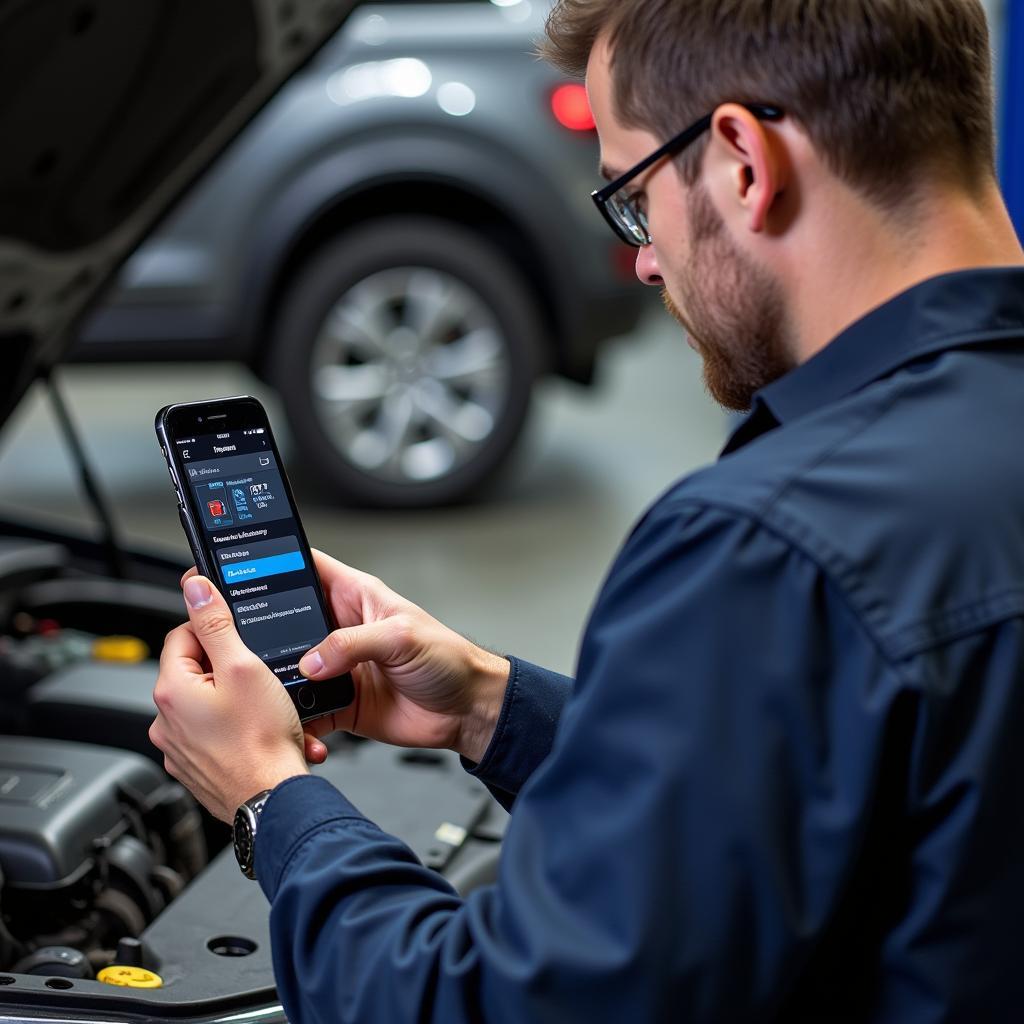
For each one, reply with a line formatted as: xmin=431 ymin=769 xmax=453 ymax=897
xmin=197 ymin=416 xmax=204 ymax=423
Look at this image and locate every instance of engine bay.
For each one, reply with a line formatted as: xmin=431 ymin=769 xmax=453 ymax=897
xmin=0 ymin=533 xmax=505 ymax=1014
xmin=0 ymin=736 xmax=204 ymax=979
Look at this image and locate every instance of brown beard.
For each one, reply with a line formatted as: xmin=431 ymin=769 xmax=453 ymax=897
xmin=662 ymin=183 xmax=794 ymax=412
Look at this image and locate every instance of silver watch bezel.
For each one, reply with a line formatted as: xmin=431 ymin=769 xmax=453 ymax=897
xmin=232 ymin=789 xmax=272 ymax=880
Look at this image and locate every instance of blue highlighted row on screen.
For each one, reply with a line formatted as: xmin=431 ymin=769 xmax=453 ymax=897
xmin=220 ymin=550 xmax=305 ymax=583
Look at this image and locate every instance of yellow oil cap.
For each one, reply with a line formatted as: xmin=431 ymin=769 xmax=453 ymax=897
xmin=91 ymin=636 xmax=150 ymax=663
xmin=97 ymin=966 xmax=163 ymax=988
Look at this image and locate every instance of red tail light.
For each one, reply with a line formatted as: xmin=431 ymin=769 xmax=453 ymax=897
xmin=611 ymin=243 xmax=638 ymax=281
xmin=551 ymin=83 xmax=596 ymax=132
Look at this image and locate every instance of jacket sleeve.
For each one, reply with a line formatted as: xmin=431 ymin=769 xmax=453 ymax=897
xmin=459 ymin=656 xmax=574 ymax=812
xmin=255 ymin=499 xmax=900 ymax=1023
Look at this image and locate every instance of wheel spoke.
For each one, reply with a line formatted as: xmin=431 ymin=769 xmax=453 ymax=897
xmin=379 ymin=392 xmax=417 ymax=468
xmin=400 ymin=437 xmax=456 ymax=482
xmin=314 ymin=365 xmax=391 ymax=405
xmin=346 ymin=391 xmax=417 ymax=470
xmin=425 ymin=328 xmax=505 ymax=387
xmin=322 ymin=282 xmax=398 ymax=355
xmin=402 ymin=270 xmax=464 ymax=344
xmin=413 ymin=380 xmax=494 ymax=446
xmin=318 ymin=309 xmax=381 ymax=358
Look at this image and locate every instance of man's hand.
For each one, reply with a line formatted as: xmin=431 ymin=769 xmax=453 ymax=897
xmin=298 ymin=551 xmax=510 ymax=765
xmin=149 ymin=575 xmax=309 ymax=822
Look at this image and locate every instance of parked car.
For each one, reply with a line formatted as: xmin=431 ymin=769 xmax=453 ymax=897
xmin=0 ymin=0 xmax=508 ymax=1017
xmin=70 ymin=0 xmax=645 ymax=506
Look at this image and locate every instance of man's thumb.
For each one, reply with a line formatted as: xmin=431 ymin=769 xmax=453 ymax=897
xmin=182 ymin=576 xmax=250 ymax=673
xmin=298 ymin=620 xmax=401 ymax=680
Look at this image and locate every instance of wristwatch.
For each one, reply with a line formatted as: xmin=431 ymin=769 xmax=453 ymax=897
xmin=232 ymin=789 xmax=272 ymax=880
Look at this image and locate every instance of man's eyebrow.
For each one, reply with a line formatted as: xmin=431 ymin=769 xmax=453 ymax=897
xmin=599 ymin=163 xmax=622 ymax=183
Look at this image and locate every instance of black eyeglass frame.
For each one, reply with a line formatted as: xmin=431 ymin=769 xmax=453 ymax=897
xmin=591 ymin=103 xmax=784 ymax=247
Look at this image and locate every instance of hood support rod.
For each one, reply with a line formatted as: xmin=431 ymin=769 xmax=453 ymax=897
xmin=46 ymin=371 xmax=128 ymax=580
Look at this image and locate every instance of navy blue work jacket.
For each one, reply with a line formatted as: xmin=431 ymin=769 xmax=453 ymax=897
xmin=256 ymin=268 xmax=1024 ymax=1022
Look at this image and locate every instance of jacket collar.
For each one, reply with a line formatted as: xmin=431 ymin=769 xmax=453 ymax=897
xmin=723 ymin=266 xmax=1024 ymax=456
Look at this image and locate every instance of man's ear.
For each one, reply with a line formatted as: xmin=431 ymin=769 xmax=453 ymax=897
xmin=707 ymin=103 xmax=785 ymax=234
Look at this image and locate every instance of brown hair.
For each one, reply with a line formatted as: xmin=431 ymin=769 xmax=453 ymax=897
xmin=541 ymin=0 xmax=996 ymax=209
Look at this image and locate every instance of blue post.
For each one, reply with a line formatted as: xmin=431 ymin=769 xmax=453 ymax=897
xmin=1003 ymin=1 xmax=1024 ymax=239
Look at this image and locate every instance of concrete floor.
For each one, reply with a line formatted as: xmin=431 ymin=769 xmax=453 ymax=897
xmin=0 ymin=307 xmax=728 ymax=675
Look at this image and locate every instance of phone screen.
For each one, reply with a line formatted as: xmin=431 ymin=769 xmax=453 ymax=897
xmin=172 ymin=425 xmax=329 ymax=684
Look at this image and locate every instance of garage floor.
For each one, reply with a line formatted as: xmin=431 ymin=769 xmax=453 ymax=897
xmin=0 ymin=306 xmax=727 ymax=675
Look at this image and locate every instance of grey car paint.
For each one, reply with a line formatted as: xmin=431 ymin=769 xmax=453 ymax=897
xmin=76 ymin=0 xmax=641 ymax=384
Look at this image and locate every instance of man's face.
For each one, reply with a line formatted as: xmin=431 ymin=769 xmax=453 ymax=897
xmin=585 ymin=38 xmax=794 ymax=411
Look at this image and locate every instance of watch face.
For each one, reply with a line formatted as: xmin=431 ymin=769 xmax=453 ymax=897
xmin=233 ymin=806 xmax=255 ymax=874
xmin=233 ymin=791 xmax=271 ymax=879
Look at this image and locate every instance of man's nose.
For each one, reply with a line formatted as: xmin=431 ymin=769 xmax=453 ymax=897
xmin=635 ymin=244 xmax=663 ymax=287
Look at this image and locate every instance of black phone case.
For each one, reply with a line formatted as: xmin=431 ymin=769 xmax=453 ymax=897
xmin=155 ymin=397 xmax=354 ymax=722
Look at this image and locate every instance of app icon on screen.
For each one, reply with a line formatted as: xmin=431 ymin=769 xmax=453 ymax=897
xmin=231 ymin=487 xmax=254 ymax=521
xmin=198 ymin=481 xmax=234 ymax=528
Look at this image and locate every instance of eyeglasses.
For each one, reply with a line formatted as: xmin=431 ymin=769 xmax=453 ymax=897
xmin=591 ymin=103 xmax=784 ymax=248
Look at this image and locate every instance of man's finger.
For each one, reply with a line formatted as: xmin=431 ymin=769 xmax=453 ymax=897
xmin=311 ymin=549 xmax=367 ymax=587
xmin=303 ymin=732 xmax=328 ymax=764
xmin=180 ymin=566 xmax=198 ymax=587
xmin=311 ymin=550 xmax=396 ymax=617
xmin=181 ymin=575 xmax=253 ymax=679
xmin=303 ymin=702 xmax=357 ymax=738
xmin=298 ymin=619 xmax=406 ymax=680
xmin=160 ymin=621 xmax=206 ymax=671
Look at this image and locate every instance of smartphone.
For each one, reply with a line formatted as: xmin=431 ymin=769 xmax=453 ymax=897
xmin=155 ymin=396 xmax=354 ymax=722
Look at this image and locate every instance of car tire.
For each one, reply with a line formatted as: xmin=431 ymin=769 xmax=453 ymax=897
xmin=268 ymin=216 xmax=544 ymax=507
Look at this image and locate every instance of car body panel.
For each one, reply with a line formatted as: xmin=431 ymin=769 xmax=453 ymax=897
xmin=71 ymin=2 xmax=643 ymax=383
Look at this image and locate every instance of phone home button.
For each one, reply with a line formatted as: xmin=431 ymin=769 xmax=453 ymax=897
xmin=297 ymin=686 xmax=316 ymax=711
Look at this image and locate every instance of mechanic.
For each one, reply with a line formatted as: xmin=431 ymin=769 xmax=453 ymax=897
xmin=149 ymin=1 xmax=1024 ymax=1020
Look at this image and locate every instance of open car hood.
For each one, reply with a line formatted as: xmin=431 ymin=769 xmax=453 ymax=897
xmin=0 ymin=0 xmax=358 ymax=428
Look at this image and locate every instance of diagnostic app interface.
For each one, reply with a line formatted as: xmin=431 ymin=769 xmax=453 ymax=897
xmin=176 ymin=429 xmax=328 ymax=684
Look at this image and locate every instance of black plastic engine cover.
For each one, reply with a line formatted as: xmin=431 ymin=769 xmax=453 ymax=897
xmin=0 ymin=736 xmax=165 ymax=889
xmin=28 ymin=661 xmax=163 ymax=766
